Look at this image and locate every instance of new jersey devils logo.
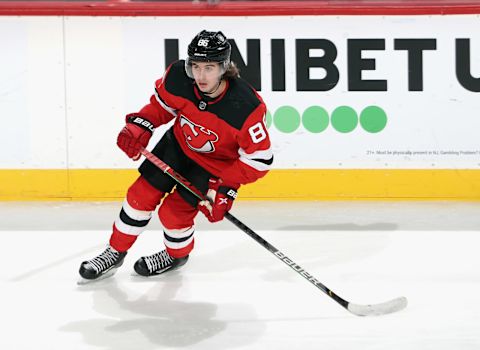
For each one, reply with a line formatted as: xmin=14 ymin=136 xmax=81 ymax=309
xmin=180 ymin=115 xmax=219 ymax=153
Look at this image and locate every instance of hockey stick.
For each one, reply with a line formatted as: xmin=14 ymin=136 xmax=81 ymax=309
xmin=140 ymin=147 xmax=407 ymax=316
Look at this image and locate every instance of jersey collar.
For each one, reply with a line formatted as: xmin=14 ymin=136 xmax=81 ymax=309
xmin=193 ymin=80 xmax=229 ymax=105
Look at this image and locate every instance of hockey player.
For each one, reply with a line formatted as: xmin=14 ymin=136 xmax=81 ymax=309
xmin=78 ymin=30 xmax=273 ymax=282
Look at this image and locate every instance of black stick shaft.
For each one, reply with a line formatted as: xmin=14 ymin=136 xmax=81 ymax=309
xmin=224 ymin=212 xmax=349 ymax=309
xmin=141 ymin=148 xmax=350 ymax=311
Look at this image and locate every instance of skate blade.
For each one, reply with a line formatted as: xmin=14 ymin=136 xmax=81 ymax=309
xmin=129 ymin=266 xmax=186 ymax=281
xmin=77 ymin=269 xmax=117 ymax=285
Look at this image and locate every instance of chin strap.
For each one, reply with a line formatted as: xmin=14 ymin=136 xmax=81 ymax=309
xmin=204 ymin=79 xmax=223 ymax=96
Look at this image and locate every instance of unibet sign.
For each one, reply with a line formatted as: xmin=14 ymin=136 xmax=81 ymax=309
xmin=164 ymin=38 xmax=480 ymax=92
xmin=266 ymin=105 xmax=388 ymax=134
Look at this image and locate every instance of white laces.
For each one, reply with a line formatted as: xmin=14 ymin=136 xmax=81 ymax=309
xmin=144 ymin=250 xmax=173 ymax=273
xmin=87 ymin=247 xmax=120 ymax=273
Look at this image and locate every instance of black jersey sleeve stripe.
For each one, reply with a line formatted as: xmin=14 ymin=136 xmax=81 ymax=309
xmin=239 ymin=147 xmax=273 ymax=171
xmin=252 ymin=155 xmax=274 ymax=166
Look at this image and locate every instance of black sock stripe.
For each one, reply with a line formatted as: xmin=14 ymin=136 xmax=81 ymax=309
xmin=164 ymin=231 xmax=194 ymax=243
xmin=119 ymin=208 xmax=150 ymax=227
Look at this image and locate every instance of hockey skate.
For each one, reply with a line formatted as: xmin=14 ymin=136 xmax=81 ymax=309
xmin=78 ymin=246 xmax=127 ymax=284
xmin=134 ymin=250 xmax=189 ymax=277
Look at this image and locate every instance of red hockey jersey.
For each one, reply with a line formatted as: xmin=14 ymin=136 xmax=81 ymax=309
xmin=135 ymin=60 xmax=273 ymax=187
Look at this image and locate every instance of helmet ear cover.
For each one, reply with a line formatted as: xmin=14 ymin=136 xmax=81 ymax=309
xmin=185 ymin=30 xmax=231 ymax=79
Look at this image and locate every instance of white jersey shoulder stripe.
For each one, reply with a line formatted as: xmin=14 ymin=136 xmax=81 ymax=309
xmin=154 ymin=88 xmax=178 ymax=117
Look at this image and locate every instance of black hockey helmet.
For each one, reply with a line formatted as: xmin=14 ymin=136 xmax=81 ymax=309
xmin=185 ymin=30 xmax=231 ymax=78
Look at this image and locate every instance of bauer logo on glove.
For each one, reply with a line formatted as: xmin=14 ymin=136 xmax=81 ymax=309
xmin=117 ymin=114 xmax=156 ymax=160
xmin=131 ymin=116 xmax=155 ymax=133
xmin=198 ymin=178 xmax=238 ymax=223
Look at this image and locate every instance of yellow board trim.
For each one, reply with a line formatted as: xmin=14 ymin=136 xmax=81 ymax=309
xmin=1 ymin=169 xmax=480 ymax=201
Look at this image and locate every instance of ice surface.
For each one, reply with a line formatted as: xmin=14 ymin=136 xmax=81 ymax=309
xmin=0 ymin=202 xmax=479 ymax=349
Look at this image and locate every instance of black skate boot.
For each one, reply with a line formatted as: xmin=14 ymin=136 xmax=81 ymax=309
xmin=134 ymin=250 xmax=189 ymax=277
xmin=78 ymin=246 xmax=127 ymax=284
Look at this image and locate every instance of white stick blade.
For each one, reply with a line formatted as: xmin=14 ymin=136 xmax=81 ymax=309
xmin=347 ymin=296 xmax=408 ymax=316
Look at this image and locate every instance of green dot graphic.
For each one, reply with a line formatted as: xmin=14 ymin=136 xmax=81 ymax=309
xmin=273 ymin=106 xmax=301 ymax=133
xmin=360 ymin=106 xmax=387 ymax=133
xmin=330 ymin=106 xmax=358 ymax=133
xmin=302 ymin=106 xmax=329 ymax=133
xmin=265 ymin=110 xmax=272 ymax=129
